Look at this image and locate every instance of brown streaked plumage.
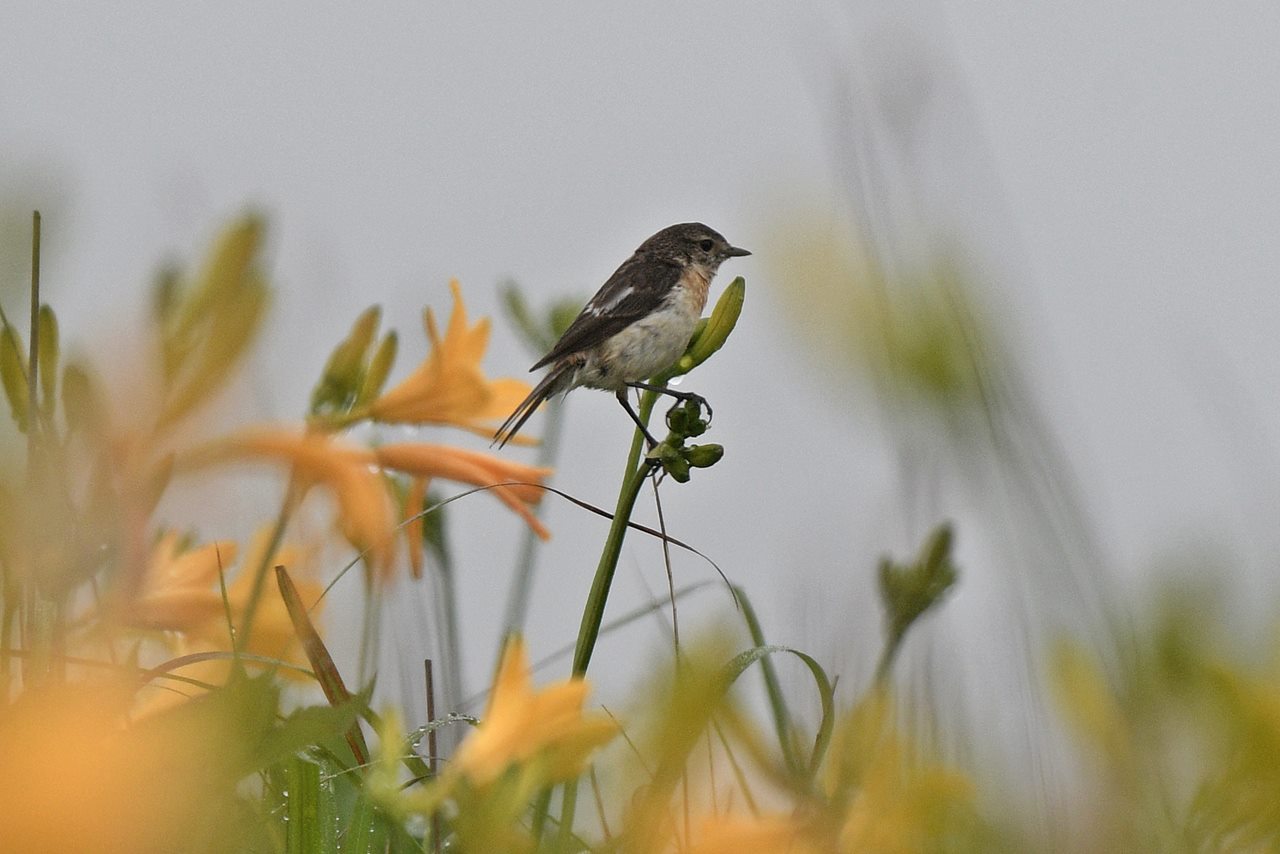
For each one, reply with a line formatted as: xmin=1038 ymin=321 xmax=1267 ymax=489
xmin=493 ymin=223 xmax=749 ymax=448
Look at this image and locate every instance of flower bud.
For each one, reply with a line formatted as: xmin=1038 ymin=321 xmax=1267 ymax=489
xmin=663 ymin=454 xmax=691 ymax=483
xmin=684 ymin=276 xmax=745 ymax=370
xmin=684 ymin=443 xmax=723 ymax=468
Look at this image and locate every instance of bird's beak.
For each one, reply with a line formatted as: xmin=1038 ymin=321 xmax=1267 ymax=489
xmin=725 ymin=246 xmax=751 ymax=258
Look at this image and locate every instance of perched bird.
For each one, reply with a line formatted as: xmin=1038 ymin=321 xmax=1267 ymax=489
xmin=493 ymin=222 xmax=750 ymax=448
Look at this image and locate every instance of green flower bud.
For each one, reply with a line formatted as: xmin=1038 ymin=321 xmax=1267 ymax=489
xmin=356 ymin=330 xmax=399 ymax=406
xmin=312 ymin=306 xmax=382 ymax=413
xmin=663 ymin=454 xmax=691 ymax=483
xmin=666 ymin=405 xmax=690 ymax=434
xmin=652 ymin=277 xmax=747 ymax=384
xmin=684 ymin=443 xmax=724 ymax=468
xmin=684 ymin=276 xmax=745 ymax=370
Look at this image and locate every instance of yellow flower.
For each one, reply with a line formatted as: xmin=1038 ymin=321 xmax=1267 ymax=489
xmin=403 ymin=475 xmax=431 ymax=579
xmin=126 ymin=527 xmax=319 ymax=650
xmin=451 ymin=636 xmax=618 ymax=786
xmin=0 ymin=679 xmax=224 ymax=853
xmin=368 ymin=281 xmax=533 ymax=440
xmin=128 ymin=527 xmax=324 ymax=715
xmin=192 ymin=428 xmax=553 ymax=580
xmin=689 ymin=814 xmax=826 ymax=854
xmin=125 ymin=531 xmax=239 ymax=631
xmin=827 ymin=692 xmax=976 ymax=854
xmin=374 ymin=442 xmax=552 ymax=543
xmin=193 ymin=428 xmax=399 ymax=571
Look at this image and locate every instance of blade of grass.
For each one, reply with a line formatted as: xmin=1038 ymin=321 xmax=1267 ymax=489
xmin=721 ymin=645 xmax=836 ymax=779
xmin=285 ymin=753 xmax=337 ymax=854
xmin=733 ymin=587 xmax=802 ymax=777
xmin=277 ymin=564 xmax=370 ymax=765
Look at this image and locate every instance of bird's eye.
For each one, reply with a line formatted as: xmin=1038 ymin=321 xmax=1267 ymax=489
xmin=698 ymin=239 xmax=714 ymax=252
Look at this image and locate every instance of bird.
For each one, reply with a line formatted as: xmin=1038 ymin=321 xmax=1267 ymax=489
xmin=493 ymin=222 xmax=750 ymax=448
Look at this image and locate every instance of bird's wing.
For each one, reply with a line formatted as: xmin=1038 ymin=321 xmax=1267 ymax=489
xmin=530 ymin=256 xmax=682 ymax=371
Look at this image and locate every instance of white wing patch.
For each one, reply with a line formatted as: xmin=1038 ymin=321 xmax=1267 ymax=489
xmin=586 ymin=285 xmax=633 ymax=316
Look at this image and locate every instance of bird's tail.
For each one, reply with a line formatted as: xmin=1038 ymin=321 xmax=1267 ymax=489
xmin=491 ymin=365 xmax=571 ymax=448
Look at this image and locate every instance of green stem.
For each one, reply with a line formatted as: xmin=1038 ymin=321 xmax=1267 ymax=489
xmin=235 ymin=479 xmax=297 ymax=653
xmin=0 ymin=589 xmax=14 ymax=703
xmin=530 ymin=788 xmax=553 ymax=845
xmin=874 ymin=625 xmax=905 ymax=685
xmin=434 ymin=545 xmax=464 ymax=717
xmin=357 ymin=568 xmax=381 ymax=686
xmin=503 ymin=397 xmax=566 ymax=634
xmin=736 ymin=587 xmax=802 ymax=777
xmin=570 ymin=392 xmax=657 ymax=677
xmin=22 ymin=211 xmax=54 ymax=688
xmin=556 ymin=779 xmax=579 ymax=851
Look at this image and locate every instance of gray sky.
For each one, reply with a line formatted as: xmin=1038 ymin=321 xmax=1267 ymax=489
xmin=5 ymin=0 xmax=1280 ymax=780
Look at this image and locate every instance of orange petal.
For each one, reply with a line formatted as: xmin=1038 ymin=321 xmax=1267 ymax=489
xmin=405 ymin=476 xmax=429 ymax=580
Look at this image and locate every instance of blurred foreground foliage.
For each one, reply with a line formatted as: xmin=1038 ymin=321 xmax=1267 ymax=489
xmin=0 ymin=213 xmax=1276 ymax=853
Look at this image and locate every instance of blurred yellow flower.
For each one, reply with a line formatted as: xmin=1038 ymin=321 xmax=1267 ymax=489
xmin=127 ymin=527 xmax=319 ymax=652
xmin=193 ymin=428 xmax=553 ymax=579
xmin=368 ymin=281 xmax=533 ymax=440
xmin=827 ymin=693 xmax=976 ymax=854
xmin=195 ymin=428 xmax=399 ymax=571
xmin=128 ymin=526 xmax=323 ymax=715
xmin=403 ymin=475 xmax=431 ymax=579
xmin=690 ymin=814 xmax=825 ymax=854
xmin=0 ymin=679 xmax=228 ymax=853
xmin=451 ymin=636 xmax=618 ymax=786
xmin=374 ymin=442 xmax=552 ymax=543
xmin=125 ymin=531 xmax=239 ymax=631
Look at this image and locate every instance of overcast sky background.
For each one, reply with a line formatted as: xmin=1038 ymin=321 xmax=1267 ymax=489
xmin=5 ymin=1 xmax=1280 ymax=786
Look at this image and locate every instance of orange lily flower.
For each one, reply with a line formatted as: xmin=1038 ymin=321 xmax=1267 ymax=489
xmin=126 ymin=526 xmax=320 ymax=651
xmin=195 ymin=428 xmax=552 ymax=580
xmin=374 ymin=443 xmax=552 ymax=544
xmin=450 ymin=636 xmax=618 ymax=786
xmin=198 ymin=428 xmax=399 ymax=571
xmin=125 ymin=531 xmax=239 ymax=631
xmin=0 ymin=679 xmax=220 ymax=853
xmin=368 ymin=281 xmax=534 ymax=441
xmin=689 ymin=814 xmax=826 ymax=854
xmin=127 ymin=526 xmax=323 ymax=716
xmin=403 ymin=476 xmax=431 ymax=579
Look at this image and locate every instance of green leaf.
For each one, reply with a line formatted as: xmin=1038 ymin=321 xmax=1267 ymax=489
xmin=499 ymin=280 xmax=546 ymax=353
xmin=284 ymin=753 xmax=338 ymax=854
xmin=258 ymin=699 xmax=368 ymax=772
xmin=734 ymin=588 xmax=803 ymax=777
xmin=276 ymin=565 xmax=371 ymax=765
xmin=0 ymin=321 xmax=29 ymax=432
xmin=722 ymin=644 xmax=837 ymax=777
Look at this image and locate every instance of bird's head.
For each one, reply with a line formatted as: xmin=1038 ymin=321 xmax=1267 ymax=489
xmin=638 ymin=222 xmax=750 ymax=271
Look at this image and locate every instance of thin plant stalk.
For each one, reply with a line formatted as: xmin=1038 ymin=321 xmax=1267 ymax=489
xmin=503 ymin=397 xmax=566 ymax=634
xmin=23 ymin=210 xmax=57 ymax=687
xmin=570 ymin=389 xmax=657 ymax=677
xmin=234 ymin=478 xmax=298 ymax=653
xmin=432 ymin=544 xmax=464 ymax=718
xmin=556 ymin=778 xmax=580 ymax=851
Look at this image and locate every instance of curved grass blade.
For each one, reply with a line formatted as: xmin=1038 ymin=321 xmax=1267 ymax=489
xmin=722 ymin=644 xmax=836 ymax=779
